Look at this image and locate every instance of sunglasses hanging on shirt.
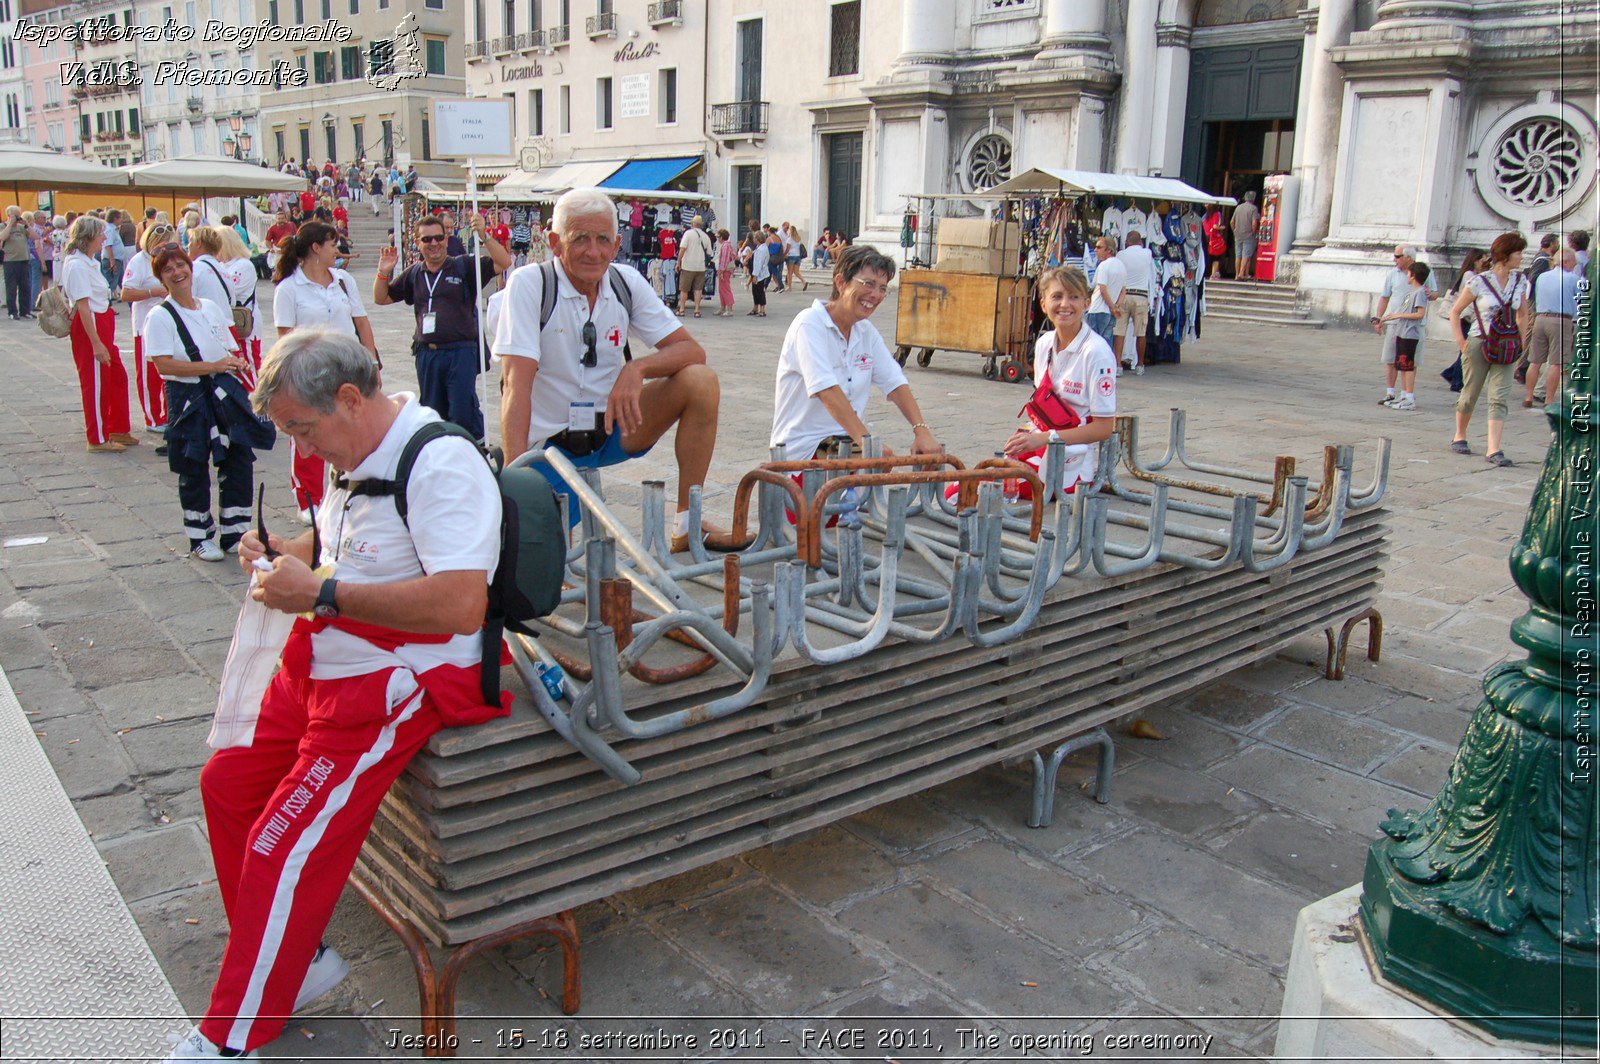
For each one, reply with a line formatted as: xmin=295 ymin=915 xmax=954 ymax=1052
xmin=581 ymin=320 xmax=598 ymax=368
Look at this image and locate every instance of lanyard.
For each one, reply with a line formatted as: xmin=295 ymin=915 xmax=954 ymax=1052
xmin=421 ymin=264 xmax=446 ymax=314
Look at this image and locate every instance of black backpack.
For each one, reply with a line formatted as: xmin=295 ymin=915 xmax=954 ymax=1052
xmin=339 ymin=420 xmax=564 ymax=706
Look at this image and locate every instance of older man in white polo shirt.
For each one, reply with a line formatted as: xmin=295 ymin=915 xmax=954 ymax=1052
xmin=494 ymin=188 xmax=741 ymax=553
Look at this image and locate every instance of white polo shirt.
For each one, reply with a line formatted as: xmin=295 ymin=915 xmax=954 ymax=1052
xmin=271 ymin=265 xmax=367 ymax=337
xmin=122 ymin=250 xmax=164 ymax=336
xmin=191 ymin=254 xmax=235 ymax=314
xmin=217 ymin=257 xmax=261 ymax=341
xmin=493 ymin=259 xmax=681 ymax=449
xmin=1032 ymin=323 xmax=1117 ymax=485
xmin=141 ymin=297 xmax=240 ymax=382
xmin=60 ymin=250 xmax=111 ymax=314
xmin=1088 ymin=256 xmax=1127 ymax=315
xmin=311 ymin=394 xmax=501 ymax=680
xmin=771 ymin=300 xmax=909 ymax=461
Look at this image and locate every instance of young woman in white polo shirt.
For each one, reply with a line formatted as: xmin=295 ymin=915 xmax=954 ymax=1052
xmin=59 ymin=215 xmax=136 ymax=453
xmin=120 ymin=223 xmax=182 ymax=439
xmin=998 ymin=266 xmax=1118 ymax=494
xmin=770 ymin=244 xmax=942 ymax=463
xmin=271 ymin=221 xmax=379 ymax=521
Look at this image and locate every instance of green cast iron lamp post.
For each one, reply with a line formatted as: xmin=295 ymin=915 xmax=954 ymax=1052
xmin=1361 ymin=263 xmax=1599 ymax=1046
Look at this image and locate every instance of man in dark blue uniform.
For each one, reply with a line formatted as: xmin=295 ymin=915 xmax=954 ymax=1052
xmin=373 ymin=213 xmax=512 ymax=441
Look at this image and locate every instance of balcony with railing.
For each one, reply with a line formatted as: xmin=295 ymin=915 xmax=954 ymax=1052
xmin=491 ymin=34 xmax=517 ymax=55
xmin=549 ymin=23 xmax=570 ymax=46
xmin=648 ymin=0 xmax=683 ymax=25
xmin=522 ymin=30 xmax=546 ymax=51
xmin=466 ymin=40 xmax=489 ymax=61
xmin=710 ymin=101 xmax=769 ymax=138
xmin=586 ymin=12 xmax=616 ymax=38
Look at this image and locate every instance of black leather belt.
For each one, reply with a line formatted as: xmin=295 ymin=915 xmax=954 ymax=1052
xmin=548 ymin=418 xmax=606 ymax=458
xmin=1124 ymin=289 xmax=1148 ymax=296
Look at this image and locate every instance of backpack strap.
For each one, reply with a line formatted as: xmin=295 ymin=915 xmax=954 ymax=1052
xmin=160 ymin=300 xmax=206 ymax=362
xmin=333 ymin=419 xmax=480 ymax=527
xmin=202 ymin=260 xmax=237 ymax=306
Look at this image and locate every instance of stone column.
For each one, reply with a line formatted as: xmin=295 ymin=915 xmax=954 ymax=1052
xmin=1038 ymin=0 xmax=1110 ymax=55
xmin=1114 ymin=0 xmax=1159 ymax=174
xmin=1289 ymin=0 xmax=1357 ymax=256
xmin=894 ymin=0 xmax=959 ymax=69
xmin=1148 ymin=23 xmax=1192 ymax=178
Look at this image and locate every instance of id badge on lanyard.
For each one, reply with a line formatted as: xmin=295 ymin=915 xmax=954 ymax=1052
xmin=421 ymin=268 xmax=443 ymax=337
xmin=568 ymin=401 xmax=596 ymax=433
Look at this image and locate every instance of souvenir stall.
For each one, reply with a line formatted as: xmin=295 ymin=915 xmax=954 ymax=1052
xmin=985 ymin=168 xmax=1233 ymax=367
xmin=408 ymin=187 xmax=552 ymax=270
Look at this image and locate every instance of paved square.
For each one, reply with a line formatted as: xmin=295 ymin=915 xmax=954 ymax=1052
xmin=0 ymin=251 xmax=1550 ymax=1059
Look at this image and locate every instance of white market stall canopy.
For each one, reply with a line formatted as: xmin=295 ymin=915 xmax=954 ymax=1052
xmin=494 ymin=159 xmax=627 ymax=198
xmin=123 ymin=155 xmax=305 ymax=194
xmin=0 ymin=145 xmax=128 ymax=190
xmin=986 ymin=167 xmax=1235 ymax=206
xmin=490 ymin=157 xmax=711 ymax=204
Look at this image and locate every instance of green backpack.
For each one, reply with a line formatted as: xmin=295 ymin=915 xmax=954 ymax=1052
xmin=344 ymin=420 xmax=565 ymax=705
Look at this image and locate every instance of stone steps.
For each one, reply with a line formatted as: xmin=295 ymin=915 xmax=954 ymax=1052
xmin=1205 ymin=279 xmax=1325 ymax=329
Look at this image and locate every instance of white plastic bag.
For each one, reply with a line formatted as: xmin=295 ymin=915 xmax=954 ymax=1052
xmin=209 ymin=578 xmax=293 ymax=750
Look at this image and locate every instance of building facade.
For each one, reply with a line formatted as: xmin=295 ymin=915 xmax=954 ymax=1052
xmin=461 ymin=0 xmax=709 ymax=195
xmin=17 ymin=2 xmax=79 ymax=155
xmin=691 ymin=0 xmax=1596 ymax=321
xmin=131 ymin=0 xmax=263 ymax=164
xmin=47 ymin=0 xmax=146 ymax=167
xmin=1 ymin=0 xmax=30 ymax=146
xmin=253 ymin=0 xmax=468 ymax=180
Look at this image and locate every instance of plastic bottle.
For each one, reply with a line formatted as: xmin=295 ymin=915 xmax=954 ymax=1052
xmin=536 ymin=662 xmax=566 ymax=702
xmin=997 ymin=452 xmax=1021 ymax=505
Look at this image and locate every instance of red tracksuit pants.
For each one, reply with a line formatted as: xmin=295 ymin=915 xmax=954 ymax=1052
xmin=133 ymin=336 xmax=167 ymax=430
xmin=196 ymin=664 xmax=442 ymax=1053
xmin=290 ymin=439 xmax=326 ymax=511
xmin=69 ymin=307 xmax=130 ymax=446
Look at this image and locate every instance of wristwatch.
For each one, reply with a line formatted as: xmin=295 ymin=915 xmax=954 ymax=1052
xmin=313 ymin=578 xmax=340 ymax=620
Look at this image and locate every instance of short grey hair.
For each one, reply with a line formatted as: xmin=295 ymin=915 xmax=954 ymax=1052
xmin=552 ymin=188 xmax=617 ymax=238
xmin=253 ymin=326 xmax=381 ymax=416
xmin=66 ymin=215 xmax=107 ymax=256
xmin=1398 ymin=245 xmax=1418 ymax=259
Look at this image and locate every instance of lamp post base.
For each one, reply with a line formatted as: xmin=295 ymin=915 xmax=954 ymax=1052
xmin=1276 ymin=885 xmax=1567 ymax=1061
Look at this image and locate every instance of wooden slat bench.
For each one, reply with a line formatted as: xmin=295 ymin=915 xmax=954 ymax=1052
xmin=352 ymin=505 xmax=1388 ymax=1056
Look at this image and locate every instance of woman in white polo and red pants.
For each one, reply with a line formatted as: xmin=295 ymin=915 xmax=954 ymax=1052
xmin=271 ymin=221 xmax=380 ymax=522
xmin=59 ymin=215 xmax=135 ymax=453
xmin=121 ymin=222 xmax=182 ymax=443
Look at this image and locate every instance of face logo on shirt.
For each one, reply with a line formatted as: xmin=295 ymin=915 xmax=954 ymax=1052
xmin=340 ymin=537 xmax=380 ymax=565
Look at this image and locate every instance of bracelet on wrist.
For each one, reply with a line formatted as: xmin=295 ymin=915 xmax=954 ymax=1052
xmin=911 ymin=421 xmax=931 ymax=432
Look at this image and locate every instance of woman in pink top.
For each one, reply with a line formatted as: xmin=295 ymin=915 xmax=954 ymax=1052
xmin=715 ymin=228 xmax=736 ymax=317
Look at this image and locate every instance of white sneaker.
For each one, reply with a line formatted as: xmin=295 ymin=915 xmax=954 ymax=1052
xmin=296 ymin=508 xmax=313 ymax=526
xmin=192 ymin=539 xmax=225 ymax=562
xmin=1380 ymin=395 xmax=1398 ymax=407
xmin=161 ymin=1026 xmax=257 ymax=1060
xmin=1134 ymin=365 xmax=1145 ymax=376
xmin=294 ymin=944 xmax=350 ymax=1010
xmin=1391 ymin=396 xmax=1416 ymax=410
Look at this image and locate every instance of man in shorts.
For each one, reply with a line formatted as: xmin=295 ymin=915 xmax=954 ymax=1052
xmin=1374 ymin=245 xmax=1438 ymax=404
xmin=1231 ymin=191 xmax=1259 ymax=280
xmin=495 ymin=188 xmax=743 ymax=553
xmin=1524 ymin=248 xmax=1578 ymax=408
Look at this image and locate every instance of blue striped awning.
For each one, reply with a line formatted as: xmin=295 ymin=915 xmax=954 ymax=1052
xmin=597 ymin=156 xmax=700 ymax=191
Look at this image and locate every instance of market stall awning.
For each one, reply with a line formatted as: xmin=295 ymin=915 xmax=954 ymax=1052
xmin=494 ymin=159 xmax=625 ymax=197
xmin=124 ymin=155 xmax=305 ymax=194
xmin=0 ymin=145 xmax=129 ymax=191
xmin=598 ymin=156 xmax=700 ymax=192
xmin=985 ymin=167 xmax=1234 ymax=206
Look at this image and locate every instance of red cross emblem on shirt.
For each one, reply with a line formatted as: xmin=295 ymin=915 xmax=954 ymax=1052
xmin=1098 ymin=375 xmax=1115 ymax=396
xmin=607 ymin=327 xmax=623 ymax=347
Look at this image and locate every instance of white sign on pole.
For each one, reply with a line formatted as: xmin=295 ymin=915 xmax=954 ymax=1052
xmin=431 ymin=99 xmax=515 ymax=158
xmin=618 ymin=74 xmax=651 ymax=120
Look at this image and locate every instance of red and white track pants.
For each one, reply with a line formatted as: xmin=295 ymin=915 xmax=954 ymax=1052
xmin=68 ymin=307 xmax=130 ymax=446
xmin=197 ymin=664 xmax=441 ymax=1053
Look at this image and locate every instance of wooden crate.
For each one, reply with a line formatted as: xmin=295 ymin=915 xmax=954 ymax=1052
xmin=894 ymin=269 xmax=1034 ymax=358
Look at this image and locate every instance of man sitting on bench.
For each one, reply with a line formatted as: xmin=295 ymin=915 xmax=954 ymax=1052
xmin=494 ymin=187 xmax=742 ymax=553
xmin=164 ymin=328 xmax=508 ymax=1060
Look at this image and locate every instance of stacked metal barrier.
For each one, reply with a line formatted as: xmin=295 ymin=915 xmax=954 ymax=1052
xmin=356 ymin=409 xmax=1390 ymax=947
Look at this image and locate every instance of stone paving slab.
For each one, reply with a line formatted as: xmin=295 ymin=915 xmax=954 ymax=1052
xmin=0 ymin=250 xmax=1557 ymax=1059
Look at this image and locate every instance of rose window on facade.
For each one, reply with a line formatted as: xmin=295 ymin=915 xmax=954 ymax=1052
xmin=1492 ymin=118 xmax=1582 ymax=209
xmin=966 ymin=134 xmax=1013 ymax=192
